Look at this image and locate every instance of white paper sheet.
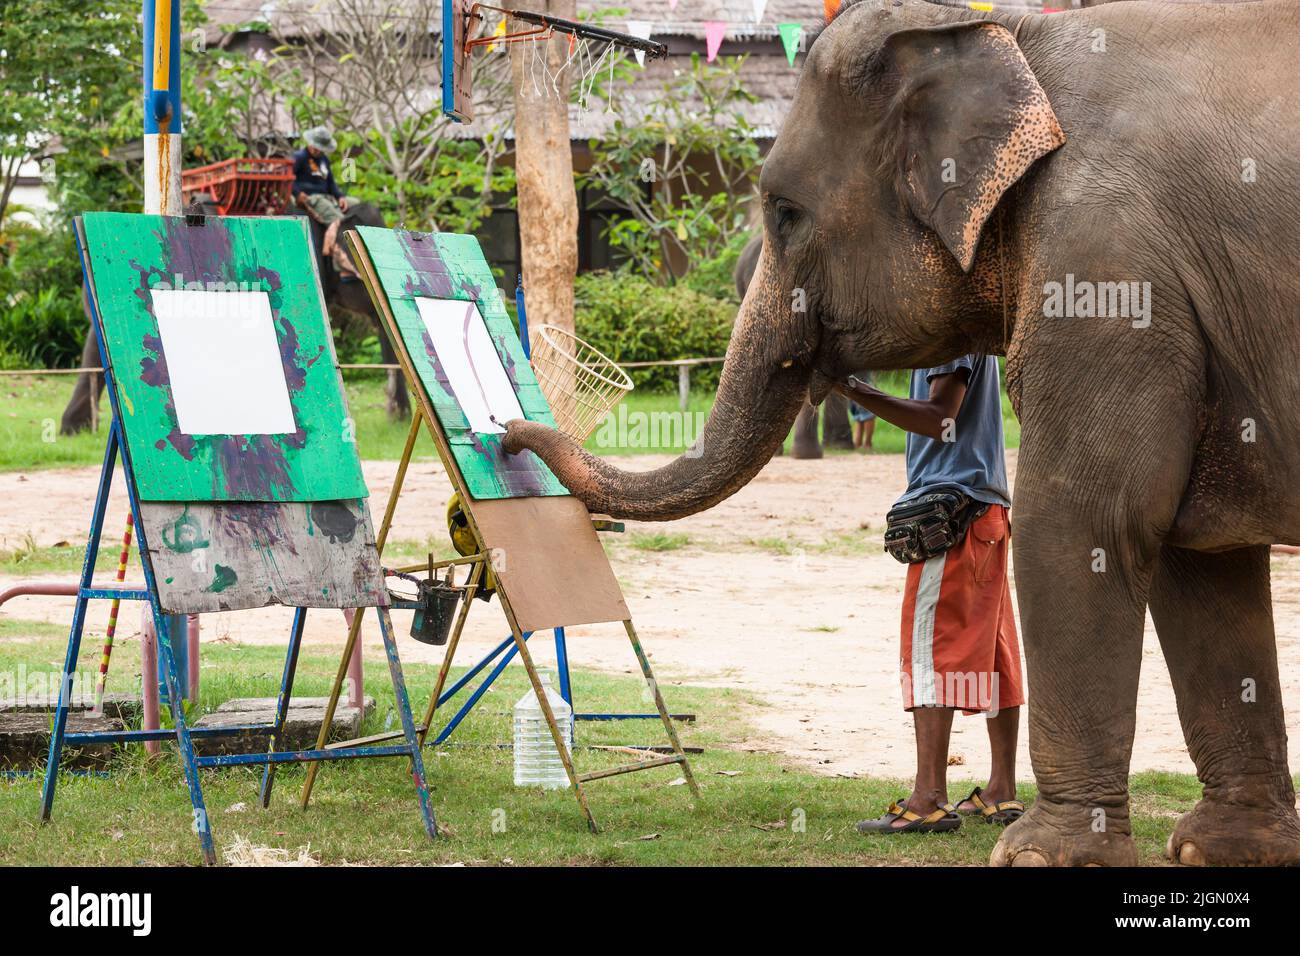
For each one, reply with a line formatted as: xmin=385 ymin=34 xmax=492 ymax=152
xmin=151 ymin=288 xmax=297 ymax=436
xmin=415 ymin=297 xmax=524 ymax=434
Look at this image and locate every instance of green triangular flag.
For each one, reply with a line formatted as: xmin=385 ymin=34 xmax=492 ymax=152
xmin=779 ymin=23 xmax=804 ymax=66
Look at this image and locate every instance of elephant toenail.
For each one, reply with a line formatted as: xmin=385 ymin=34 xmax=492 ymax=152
xmin=1010 ymin=848 xmax=1049 ymax=867
xmin=1177 ymin=842 xmax=1206 ymax=866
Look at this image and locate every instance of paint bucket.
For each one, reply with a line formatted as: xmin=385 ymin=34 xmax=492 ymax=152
xmin=410 ymin=580 xmax=461 ymax=645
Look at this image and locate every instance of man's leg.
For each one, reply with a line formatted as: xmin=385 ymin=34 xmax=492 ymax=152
xmin=895 ymin=707 xmax=956 ymax=825
xmin=981 ymin=705 xmax=1020 ymax=803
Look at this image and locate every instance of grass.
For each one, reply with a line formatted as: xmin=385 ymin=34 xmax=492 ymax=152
xmin=0 ymin=370 xmax=1022 ymax=474
xmin=628 ymin=532 xmax=690 ymax=552
xmin=0 ymin=623 xmax=1228 ymax=866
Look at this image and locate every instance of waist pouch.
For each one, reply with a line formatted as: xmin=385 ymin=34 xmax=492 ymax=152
xmin=884 ymin=492 xmax=989 ymax=564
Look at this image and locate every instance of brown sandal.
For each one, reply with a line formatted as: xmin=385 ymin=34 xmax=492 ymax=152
xmin=956 ymin=787 xmax=1025 ymax=824
xmin=856 ymin=799 xmax=962 ymax=835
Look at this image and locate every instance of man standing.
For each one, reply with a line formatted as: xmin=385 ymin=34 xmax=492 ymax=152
xmin=841 ymin=356 xmax=1025 ymax=834
xmin=292 ymin=127 xmax=350 ymax=223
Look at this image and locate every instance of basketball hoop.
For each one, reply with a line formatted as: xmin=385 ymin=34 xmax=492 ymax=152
xmin=444 ymin=1 xmax=668 ymax=122
xmin=529 ymin=325 xmax=634 ymax=443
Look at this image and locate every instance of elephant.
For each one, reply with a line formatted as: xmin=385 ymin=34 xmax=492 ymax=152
xmin=59 ymin=199 xmax=410 ymax=435
xmin=506 ymin=0 xmax=1300 ymax=866
xmin=736 ymin=235 xmax=854 ymax=458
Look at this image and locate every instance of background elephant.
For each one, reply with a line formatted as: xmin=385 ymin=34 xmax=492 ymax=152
xmin=735 ymin=235 xmax=854 ymax=458
xmin=508 ymin=0 xmax=1300 ymax=866
xmin=59 ymin=198 xmax=409 ymax=436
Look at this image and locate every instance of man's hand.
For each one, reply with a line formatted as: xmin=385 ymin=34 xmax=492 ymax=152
xmin=837 ymin=370 xmax=969 ymax=441
xmin=339 ymin=197 xmax=349 ymax=212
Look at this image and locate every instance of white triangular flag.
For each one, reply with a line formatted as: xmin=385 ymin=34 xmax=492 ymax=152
xmin=626 ymin=21 xmax=653 ymax=66
xmin=753 ymin=0 xmax=769 ymax=22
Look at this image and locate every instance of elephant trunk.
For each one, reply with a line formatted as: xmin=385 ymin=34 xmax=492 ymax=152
xmin=504 ymin=246 xmax=813 ymax=521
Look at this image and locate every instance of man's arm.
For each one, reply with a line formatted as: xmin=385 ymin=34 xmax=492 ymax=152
xmin=834 ymin=370 xmax=968 ymax=441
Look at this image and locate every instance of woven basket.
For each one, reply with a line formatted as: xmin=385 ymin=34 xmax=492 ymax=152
xmin=529 ymin=325 xmax=634 ymax=442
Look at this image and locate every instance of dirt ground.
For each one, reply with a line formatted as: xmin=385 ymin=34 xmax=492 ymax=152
xmin=3 ymin=449 xmax=1298 ymax=784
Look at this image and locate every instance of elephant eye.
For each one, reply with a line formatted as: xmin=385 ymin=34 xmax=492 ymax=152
xmin=772 ymin=198 xmax=801 ymax=237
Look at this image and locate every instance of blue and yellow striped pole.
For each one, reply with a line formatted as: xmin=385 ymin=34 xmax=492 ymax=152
xmin=143 ymin=0 xmax=182 ymax=215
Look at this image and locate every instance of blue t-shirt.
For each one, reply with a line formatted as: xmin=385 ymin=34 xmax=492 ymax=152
xmin=896 ymin=354 xmax=1010 ymax=508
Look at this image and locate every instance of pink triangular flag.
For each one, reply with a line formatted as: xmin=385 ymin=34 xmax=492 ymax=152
xmin=704 ymin=21 xmax=726 ymax=62
xmin=668 ymin=0 xmax=678 ymax=9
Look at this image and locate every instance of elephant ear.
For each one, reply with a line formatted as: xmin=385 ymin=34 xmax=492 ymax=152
xmin=872 ymin=21 xmax=1064 ymax=272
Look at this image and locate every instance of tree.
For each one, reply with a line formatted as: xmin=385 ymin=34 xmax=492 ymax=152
xmin=0 ymin=0 xmax=141 ymax=236
xmin=273 ymin=0 xmax=515 ymax=233
xmin=581 ymin=55 xmax=762 ymax=283
xmin=509 ymin=1 xmax=581 ymax=346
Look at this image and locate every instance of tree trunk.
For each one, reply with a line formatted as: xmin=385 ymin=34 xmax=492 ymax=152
xmin=510 ymin=1 xmax=580 ymax=427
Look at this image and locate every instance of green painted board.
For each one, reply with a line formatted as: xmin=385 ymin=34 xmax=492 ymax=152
xmin=79 ymin=212 xmax=368 ymax=503
xmin=355 ymin=227 xmax=566 ymax=499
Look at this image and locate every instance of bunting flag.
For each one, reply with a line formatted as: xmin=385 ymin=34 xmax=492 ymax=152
xmin=485 ymin=18 xmax=507 ymax=53
xmin=753 ymin=0 xmax=769 ymax=23
xmin=668 ymin=0 xmax=678 ymax=9
xmin=778 ymin=23 xmax=803 ymax=66
xmin=823 ymin=0 xmax=841 ymax=22
xmin=626 ymin=20 xmax=653 ymax=66
xmin=704 ymin=21 xmax=726 ymax=62
xmin=967 ymin=2 xmax=995 ymax=11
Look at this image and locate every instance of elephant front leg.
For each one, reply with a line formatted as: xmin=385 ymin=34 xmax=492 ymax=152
xmin=1151 ymin=545 xmax=1300 ymax=866
xmin=991 ymin=509 xmax=1154 ymax=867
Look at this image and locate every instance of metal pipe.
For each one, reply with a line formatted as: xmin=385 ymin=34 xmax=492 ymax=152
xmin=0 ymin=582 xmax=77 ymax=608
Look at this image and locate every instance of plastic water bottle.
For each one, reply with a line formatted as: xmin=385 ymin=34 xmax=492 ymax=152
xmin=513 ymin=674 xmax=573 ymax=789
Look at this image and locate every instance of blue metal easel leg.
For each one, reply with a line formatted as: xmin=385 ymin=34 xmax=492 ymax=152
xmin=153 ymin=607 xmax=217 ymax=864
xmin=259 ymin=606 xmax=307 ymax=808
xmin=41 ymin=427 xmax=119 ymax=822
xmin=430 ymin=631 xmax=533 ymax=745
xmin=376 ymin=606 xmax=437 ymax=840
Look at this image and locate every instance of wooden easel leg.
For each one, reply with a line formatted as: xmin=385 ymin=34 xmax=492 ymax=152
xmin=377 ymin=606 xmax=438 ymax=840
xmin=260 ymin=606 xmax=307 ymax=808
xmin=41 ymin=428 xmax=119 ymax=823
xmin=301 ymin=409 xmax=423 ymax=809
xmin=418 ymin=559 xmax=484 ymax=748
xmin=155 ymin=608 xmax=217 ymax=865
xmin=509 ymin=628 xmax=600 ymax=833
xmin=624 ymin=619 xmax=700 ymax=798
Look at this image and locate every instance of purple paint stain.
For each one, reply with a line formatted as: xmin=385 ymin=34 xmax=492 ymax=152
xmin=420 ymin=329 xmax=458 ymax=399
xmin=166 ymin=426 xmax=197 ymax=461
xmin=162 ymin=218 xmax=233 ymax=285
xmin=397 ymin=232 xmax=453 ymax=297
xmin=216 ymin=436 xmax=296 ymax=500
xmin=140 ymin=334 xmax=168 ymax=388
xmin=217 ymin=502 xmax=301 ymax=557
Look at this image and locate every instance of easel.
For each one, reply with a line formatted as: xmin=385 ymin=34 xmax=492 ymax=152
xmin=40 ymin=214 xmax=438 ymax=865
xmin=300 ymin=229 xmax=699 ymax=831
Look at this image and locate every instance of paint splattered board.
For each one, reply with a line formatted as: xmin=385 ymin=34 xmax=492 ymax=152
xmin=139 ymin=499 xmax=386 ymax=614
xmin=78 ymin=212 xmax=367 ymax=503
xmin=348 ymin=229 xmax=630 ymax=631
xmin=75 ymin=214 xmax=386 ymax=614
xmin=351 ymin=226 xmax=566 ymax=500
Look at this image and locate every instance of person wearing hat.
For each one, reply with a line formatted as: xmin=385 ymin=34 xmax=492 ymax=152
xmin=292 ymin=126 xmax=351 ymax=223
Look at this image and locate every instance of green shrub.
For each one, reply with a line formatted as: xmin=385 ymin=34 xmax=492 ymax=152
xmin=0 ymin=225 xmax=88 ymax=369
xmin=574 ymin=271 xmax=735 ymax=393
xmin=680 ymin=231 xmax=752 ymax=304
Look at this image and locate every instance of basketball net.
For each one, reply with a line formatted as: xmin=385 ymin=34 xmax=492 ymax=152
xmin=511 ymin=18 xmax=621 ymax=113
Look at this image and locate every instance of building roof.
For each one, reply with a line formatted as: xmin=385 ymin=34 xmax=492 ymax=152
xmin=200 ymin=1 xmax=1062 ymax=143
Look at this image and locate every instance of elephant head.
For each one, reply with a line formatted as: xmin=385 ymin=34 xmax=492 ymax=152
xmin=504 ymin=0 xmax=1064 ymax=520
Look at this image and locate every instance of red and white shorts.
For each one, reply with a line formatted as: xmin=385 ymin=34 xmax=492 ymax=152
xmin=899 ymin=505 xmax=1025 ymax=714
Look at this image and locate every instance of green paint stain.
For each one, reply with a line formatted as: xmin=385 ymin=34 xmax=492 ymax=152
xmin=204 ymin=564 xmax=238 ymax=593
xmin=161 ymin=506 xmax=209 ymax=554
